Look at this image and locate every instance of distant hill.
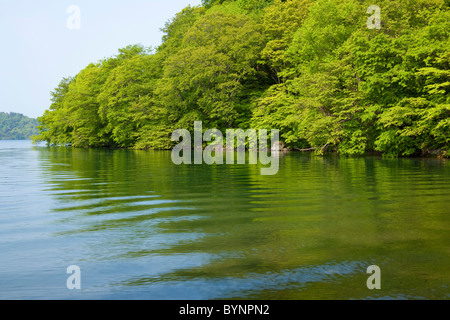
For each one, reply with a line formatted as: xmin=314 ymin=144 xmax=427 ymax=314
xmin=0 ymin=112 xmax=39 ymax=140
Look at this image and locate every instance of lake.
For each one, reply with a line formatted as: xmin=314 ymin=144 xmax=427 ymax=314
xmin=0 ymin=140 xmax=448 ymax=300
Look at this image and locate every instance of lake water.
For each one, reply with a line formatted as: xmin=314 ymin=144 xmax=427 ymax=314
xmin=0 ymin=140 xmax=448 ymax=300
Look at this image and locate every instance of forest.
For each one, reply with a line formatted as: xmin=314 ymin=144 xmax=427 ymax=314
xmin=33 ymin=0 xmax=449 ymax=157
xmin=0 ymin=112 xmax=38 ymax=140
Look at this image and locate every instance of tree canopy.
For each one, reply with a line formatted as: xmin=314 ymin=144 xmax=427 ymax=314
xmin=34 ymin=0 xmax=449 ymax=157
xmin=0 ymin=112 xmax=38 ymax=140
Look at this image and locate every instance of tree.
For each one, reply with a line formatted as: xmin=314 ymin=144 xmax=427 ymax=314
xmin=34 ymin=0 xmax=449 ymax=157
xmin=34 ymin=77 xmax=75 ymax=145
xmin=0 ymin=112 xmax=38 ymax=140
xmin=157 ymin=12 xmax=266 ymax=130
xmin=260 ymin=0 xmax=312 ymax=83
xmin=98 ymin=52 xmax=166 ymax=148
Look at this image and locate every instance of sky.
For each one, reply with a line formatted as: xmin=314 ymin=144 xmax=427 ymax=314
xmin=0 ymin=0 xmax=203 ymax=119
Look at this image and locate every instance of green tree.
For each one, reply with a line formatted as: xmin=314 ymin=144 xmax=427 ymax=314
xmin=34 ymin=77 xmax=75 ymax=145
xmin=0 ymin=112 xmax=38 ymax=140
xmin=157 ymin=12 xmax=266 ymax=130
xmin=98 ymin=52 xmax=165 ymax=148
xmin=34 ymin=0 xmax=449 ymax=157
xmin=158 ymin=6 xmax=206 ymax=58
xmin=260 ymin=0 xmax=312 ymax=83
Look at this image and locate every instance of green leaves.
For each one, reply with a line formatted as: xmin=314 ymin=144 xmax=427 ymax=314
xmin=158 ymin=12 xmax=265 ymax=129
xmin=0 ymin=112 xmax=38 ymax=140
xmin=98 ymin=54 xmax=162 ymax=147
xmin=35 ymin=0 xmax=449 ymax=158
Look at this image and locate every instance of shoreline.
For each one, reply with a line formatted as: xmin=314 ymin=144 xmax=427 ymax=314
xmin=21 ymin=140 xmax=449 ymax=159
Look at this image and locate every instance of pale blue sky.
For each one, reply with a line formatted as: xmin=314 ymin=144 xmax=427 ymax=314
xmin=0 ymin=0 xmax=202 ymax=118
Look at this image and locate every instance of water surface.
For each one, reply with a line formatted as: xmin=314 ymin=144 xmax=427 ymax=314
xmin=0 ymin=140 xmax=448 ymax=299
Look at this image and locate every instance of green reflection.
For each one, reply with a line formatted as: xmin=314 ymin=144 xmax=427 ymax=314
xmin=34 ymin=146 xmax=450 ymax=299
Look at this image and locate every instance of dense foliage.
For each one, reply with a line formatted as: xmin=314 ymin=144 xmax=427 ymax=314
xmin=34 ymin=0 xmax=449 ymax=157
xmin=0 ymin=112 xmax=38 ymax=140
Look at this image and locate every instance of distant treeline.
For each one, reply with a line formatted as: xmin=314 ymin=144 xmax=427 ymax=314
xmin=34 ymin=0 xmax=449 ymax=157
xmin=0 ymin=112 xmax=38 ymax=140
